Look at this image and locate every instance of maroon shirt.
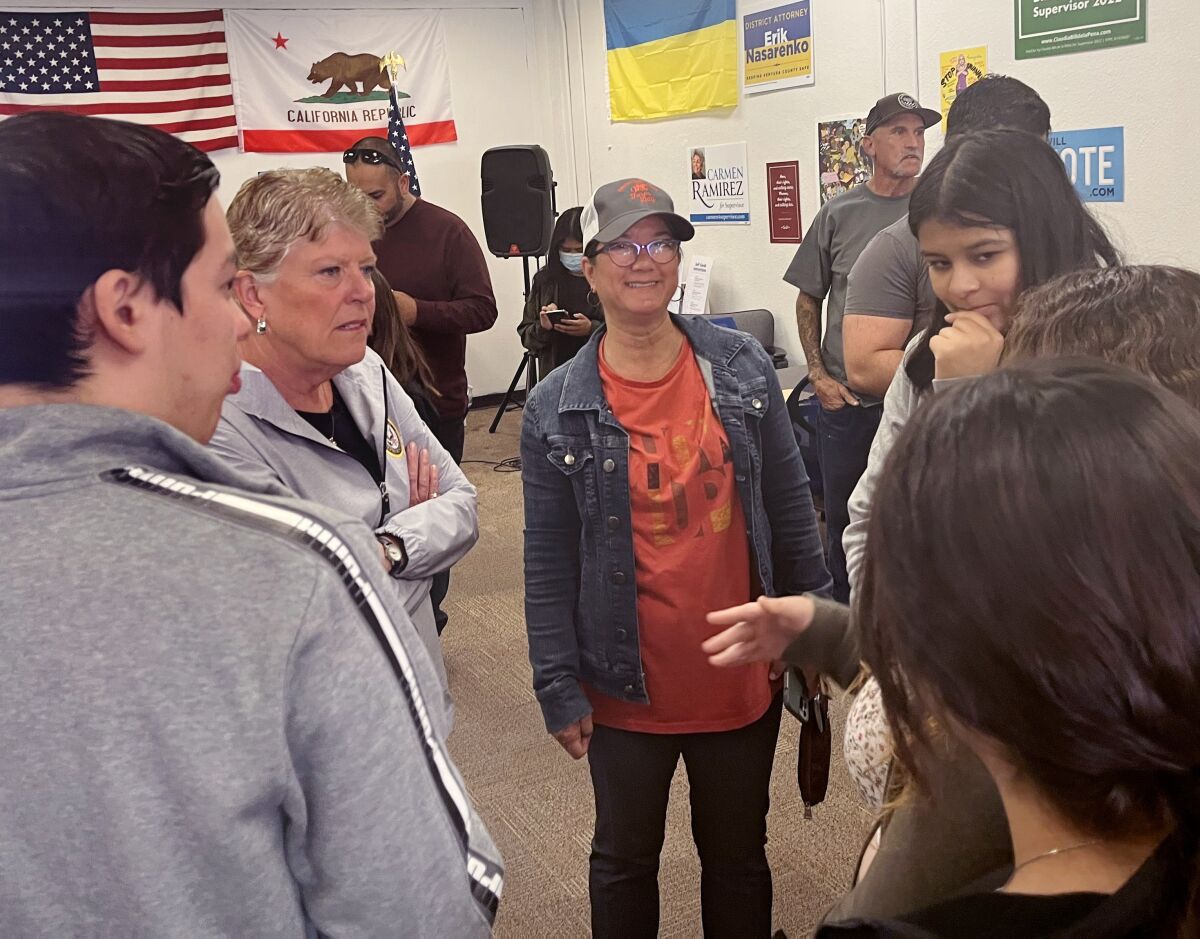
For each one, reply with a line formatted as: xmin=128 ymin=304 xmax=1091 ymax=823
xmin=373 ymin=199 xmax=498 ymax=419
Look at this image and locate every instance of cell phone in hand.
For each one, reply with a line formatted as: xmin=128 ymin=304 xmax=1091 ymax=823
xmin=545 ymin=309 xmax=573 ymax=326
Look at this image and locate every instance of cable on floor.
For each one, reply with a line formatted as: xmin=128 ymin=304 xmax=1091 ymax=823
xmin=461 ymin=457 xmax=523 ymax=472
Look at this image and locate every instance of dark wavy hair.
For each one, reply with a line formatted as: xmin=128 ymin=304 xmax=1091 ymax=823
xmin=0 ymin=112 xmax=219 ymax=388
xmin=905 ymin=128 xmax=1119 ymax=392
xmin=945 ymin=74 xmax=1051 ymax=139
xmin=859 ymin=358 xmax=1200 ymax=931
xmin=1004 ymin=265 xmax=1200 ymax=411
xmin=369 ymin=269 xmax=438 ymax=397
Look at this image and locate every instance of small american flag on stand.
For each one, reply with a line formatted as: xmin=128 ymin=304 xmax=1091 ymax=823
xmin=0 ymin=9 xmax=237 ymax=152
xmin=385 ymin=81 xmax=421 ymax=196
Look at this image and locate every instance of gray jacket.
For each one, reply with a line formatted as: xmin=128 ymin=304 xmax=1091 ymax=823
xmin=209 ymin=348 xmax=478 ymax=687
xmin=0 ymin=405 xmax=501 ymax=937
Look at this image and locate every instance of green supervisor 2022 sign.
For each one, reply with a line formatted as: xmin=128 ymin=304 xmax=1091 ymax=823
xmin=1015 ymin=0 xmax=1146 ymax=59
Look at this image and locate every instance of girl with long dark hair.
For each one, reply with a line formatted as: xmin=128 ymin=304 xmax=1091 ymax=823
xmin=842 ymin=128 xmax=1118 ymax=584
xmin=823 ymin=358 xmax=1200 ymax=936
xmin=704 ymin=264 xmax=1200 ymax=926
xmin=517 ymin=206 xmax=604 ymax=379
xmin=369 ymin=268 xmax=441 ymax=426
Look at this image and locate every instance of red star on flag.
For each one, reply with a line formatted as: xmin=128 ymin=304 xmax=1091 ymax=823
xmin=272 ymin=32 xmax=288 ymax=49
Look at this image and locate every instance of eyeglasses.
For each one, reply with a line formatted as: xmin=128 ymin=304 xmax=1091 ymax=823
xmin=342 ymin=148 xmax=402 ymax=171
xmin=592 ymin=239 xmax=681 ymax=267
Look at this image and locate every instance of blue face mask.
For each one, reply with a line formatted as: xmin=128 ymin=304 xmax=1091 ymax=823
xmin=559 ymin=250 xmax=584 ymax=274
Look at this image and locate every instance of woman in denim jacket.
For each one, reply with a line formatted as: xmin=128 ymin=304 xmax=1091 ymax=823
xmin=521 ymin=177 xmax=830 ymax=938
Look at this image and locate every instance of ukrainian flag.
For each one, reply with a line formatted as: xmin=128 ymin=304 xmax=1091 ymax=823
xmin=605 ymin=0 xmax=739 ymax=122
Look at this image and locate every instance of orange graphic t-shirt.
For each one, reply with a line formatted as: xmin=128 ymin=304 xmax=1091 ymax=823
xmin=586 ymin=338 xmax=773 ymax=733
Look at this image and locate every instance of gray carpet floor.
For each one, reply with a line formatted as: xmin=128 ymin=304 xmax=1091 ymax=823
xmin=442 ymin=407 xmax=875 ymax=937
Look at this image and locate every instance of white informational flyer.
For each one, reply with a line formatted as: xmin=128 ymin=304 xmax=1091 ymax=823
xmin=669 ymin=255 xmax=714 ymax=316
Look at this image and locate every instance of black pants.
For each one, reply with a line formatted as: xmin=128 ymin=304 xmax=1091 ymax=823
xmin=427 ymin=412 xmax=465 ymax=635
xmin=817 ymin=403 xmax=882 ymax=603
xmin=587 ymin=695 xmax=783 ymax=939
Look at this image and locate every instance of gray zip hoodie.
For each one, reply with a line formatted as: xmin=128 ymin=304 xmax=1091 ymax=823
xmin=0 ymin=405 xmax=502 ymax=937
xmin=209 ymin=347 xmax=479 ymax=689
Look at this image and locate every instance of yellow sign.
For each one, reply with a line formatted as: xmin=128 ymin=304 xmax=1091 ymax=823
xmin=938 ymin=46 xmax=987 ymax=130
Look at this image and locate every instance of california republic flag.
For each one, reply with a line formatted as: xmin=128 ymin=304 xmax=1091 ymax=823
xmin=225 ymin=9 xmax=456 ymax=152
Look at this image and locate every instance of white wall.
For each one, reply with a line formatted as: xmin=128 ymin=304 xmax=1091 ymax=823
xmin=18 ymin=0 xmax=1200 ymax=386
xmin=908 ymin=0 xmax=1200 ymax=268
xmin=553 ymin=0 xmax=1200 ymax=369
xmin=20 ymin=0 xmax=561 ymax=400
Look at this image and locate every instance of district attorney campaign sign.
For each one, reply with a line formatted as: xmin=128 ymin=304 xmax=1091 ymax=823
xmin=743 ymin=0 xmax=814 ymax=96
xmin=226 ymin=10 xmax=456 ymax=152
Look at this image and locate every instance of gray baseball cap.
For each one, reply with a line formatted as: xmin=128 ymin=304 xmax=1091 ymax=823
xmin=581 ymin=178 xmax=694 ymax=252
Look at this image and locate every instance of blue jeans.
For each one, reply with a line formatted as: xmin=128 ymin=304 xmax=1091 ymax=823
xmin=587 ymin=695 xmax=783 ymax=939
xmin=818 ymin=403 xmax=882 ymax=603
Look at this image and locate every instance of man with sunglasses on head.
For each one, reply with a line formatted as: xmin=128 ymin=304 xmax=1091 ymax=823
xmin=345 ymin=136 xmax=497 ymax=634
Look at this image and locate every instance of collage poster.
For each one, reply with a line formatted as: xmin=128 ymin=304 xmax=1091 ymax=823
xmin=938 ymin=46 xmax=988 ymax=129
xmin=817 ymin=117 xmax=868 ymax=205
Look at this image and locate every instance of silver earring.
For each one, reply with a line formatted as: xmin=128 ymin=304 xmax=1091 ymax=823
xmin=255 ymin=316 xmax=268 ymax=335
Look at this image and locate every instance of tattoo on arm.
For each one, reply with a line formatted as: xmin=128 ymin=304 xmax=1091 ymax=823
xmin=795 ymin=292 xmax=826 ymax=376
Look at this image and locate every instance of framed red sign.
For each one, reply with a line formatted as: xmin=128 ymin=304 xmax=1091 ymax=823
xmin=766 ymin=161 xmax=803 ymax=243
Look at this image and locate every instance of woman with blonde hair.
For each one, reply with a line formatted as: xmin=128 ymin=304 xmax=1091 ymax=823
xmin=209 ymin=168 xmax=477 ymax=685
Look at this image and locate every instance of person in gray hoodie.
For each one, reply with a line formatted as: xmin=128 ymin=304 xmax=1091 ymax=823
xmin=209 ymin=168 xmax=478 ymax=688
xmin=0 ymin=112 xmax=502 ymax=937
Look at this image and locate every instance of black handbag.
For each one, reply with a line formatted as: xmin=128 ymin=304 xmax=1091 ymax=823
xmin=784 ymin=667 xmax=831 ymax=818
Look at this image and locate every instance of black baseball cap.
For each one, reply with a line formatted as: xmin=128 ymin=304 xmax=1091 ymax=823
xmin=864 ymin=92 xmax=941 ymax=135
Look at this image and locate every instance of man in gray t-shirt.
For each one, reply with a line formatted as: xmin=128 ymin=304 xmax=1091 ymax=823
xmin=841 ymin=216 xmax=934 ymax=396
xmin=783 ymin=91 xmax=939 ymax=602
xmin=784 ymin=187 xmax=914 ymax=404
xmin=842 ymin=75 xmax=1054 ymax=402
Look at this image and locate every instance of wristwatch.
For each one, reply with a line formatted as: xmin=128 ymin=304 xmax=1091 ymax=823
xmin=377 ymin=534 xmax=408 ymax=578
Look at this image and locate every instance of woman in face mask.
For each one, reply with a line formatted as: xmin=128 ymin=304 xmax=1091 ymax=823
xmin=518 ymin=206 xmax=604 ymax=379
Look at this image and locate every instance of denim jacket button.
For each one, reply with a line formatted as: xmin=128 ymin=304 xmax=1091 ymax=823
xmin=612 ymin=571 xmax=626 ymax=585
xmin=564 ymin=453 xmax=576 ymax=466
xmin=752 ymin=398 xmax=763 ymax=410
xmin=623 ymin=684 xmax=634 ymax=694
xmin=607 ymin=516 xmax=620 ymax=531
xmin=616 ymin=628 xmax=627 ymax=640
xmin=603 ymin=459 xmax=616 ymax=473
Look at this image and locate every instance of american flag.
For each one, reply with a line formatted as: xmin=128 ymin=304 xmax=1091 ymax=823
xmin=0 ymin=9 xmax=236 ymax=152
xmin=386 ymin=82 xmax=421 ymax=196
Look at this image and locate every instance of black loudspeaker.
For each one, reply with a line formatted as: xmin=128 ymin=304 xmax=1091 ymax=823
xmin=480 ymin=145 xmax=555 ymax=258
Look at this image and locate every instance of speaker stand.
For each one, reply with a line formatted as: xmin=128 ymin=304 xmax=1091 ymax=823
xmin=489 ymin=255 xmax=539 ymax=434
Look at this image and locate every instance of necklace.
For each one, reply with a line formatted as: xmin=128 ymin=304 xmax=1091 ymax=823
xmin=1011 ymin=839 xmax=1103 ymax=877
xmin=319 ymin=386 xmax=337 ymax=441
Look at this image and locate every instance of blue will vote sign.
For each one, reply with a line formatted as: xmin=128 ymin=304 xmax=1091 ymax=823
xmin=1049 ymin=127 xmax=1125 ymax=203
